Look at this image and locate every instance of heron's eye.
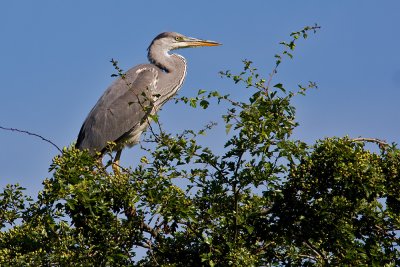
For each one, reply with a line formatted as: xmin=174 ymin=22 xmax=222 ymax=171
xmin=175 ymin=36 xmax=183 ymax=42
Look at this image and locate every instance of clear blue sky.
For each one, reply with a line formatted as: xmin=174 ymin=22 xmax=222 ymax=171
xmin=1 ymin=1 xmax=400 ymax=197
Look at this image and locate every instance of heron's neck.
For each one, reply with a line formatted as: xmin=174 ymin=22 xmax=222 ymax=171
xmin=148 ymin=47 xmax=175 ymax=72
xmin=148 ymin=48 xmax=187 ymax=105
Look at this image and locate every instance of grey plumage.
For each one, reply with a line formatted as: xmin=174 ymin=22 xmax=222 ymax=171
xmin=76 ymin=32 xmax=220 ymax=162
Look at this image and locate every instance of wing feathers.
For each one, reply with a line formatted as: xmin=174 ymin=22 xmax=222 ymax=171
xmin=76 ymin=66 xmax=158 ymax=153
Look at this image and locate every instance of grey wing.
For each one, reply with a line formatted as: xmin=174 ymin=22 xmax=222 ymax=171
xmin=76 ymin=67 xmax=158 ymax=153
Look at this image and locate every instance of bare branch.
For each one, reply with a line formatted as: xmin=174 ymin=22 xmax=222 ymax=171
xmin=303 ymin=240 xmax=327 ymax=263
xmin=350 ymin=137 xmax=389 ymax=149
xmin=141 ymin=221 xmax=159 ymax=240
xmin=259 ymin=207 xmax=273 ymax=216
xmin=0 ymin=125 xmax=62 ymax=153
xmin=133 ymin=241 xmax=150 ymax=249
xmin=298 ymin=254 xmax=317 ymax=262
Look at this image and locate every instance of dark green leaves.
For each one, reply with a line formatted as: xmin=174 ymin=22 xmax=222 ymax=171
xmin=110 ymin=58 xmax=126 ymax=80
xmin=177 ymin=89 xmax=229 ymax=109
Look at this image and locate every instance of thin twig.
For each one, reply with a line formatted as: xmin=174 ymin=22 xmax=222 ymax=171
xmin=303 ymin=240 xmax=327 ymax=263
xmin=266 ymin=24 xmax=321 ymax=92
xmin=146 ymin=119 xmax=162 ymax=143
xmin=0 ymin=125 xmax=62 ymax=153
xmin=233 ymin=151 xmax=244 ymax=243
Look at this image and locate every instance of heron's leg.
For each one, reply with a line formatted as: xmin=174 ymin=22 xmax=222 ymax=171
xmin=112 ymin=149 xmax=122 ymax=174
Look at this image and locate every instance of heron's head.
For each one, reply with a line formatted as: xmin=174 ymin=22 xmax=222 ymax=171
xmin=149 ymin=32 xmax=221 ymax=52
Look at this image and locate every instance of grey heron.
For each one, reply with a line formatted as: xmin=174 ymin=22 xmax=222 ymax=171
xmin=76 ymin=32 xmax=220 ymax=170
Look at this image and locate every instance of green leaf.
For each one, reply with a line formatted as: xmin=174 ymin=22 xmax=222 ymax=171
xmin=273 ymin=83 xmax=286 ymax=92
xmin=189 ymin=98 xmax=197 ymax=108
xmin=225 ymin=123 xmax=233 ymax=134
xmin=200 ymin=100 xmax=209 ymax=109
xmin=198 ymin=89 xmax=207 ymax=95
xmin=149 ymin=114 xmax=159 ymax=123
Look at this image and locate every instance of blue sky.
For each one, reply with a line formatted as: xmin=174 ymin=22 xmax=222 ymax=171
xmin=1 ymin=1 xmax=400 ymax=197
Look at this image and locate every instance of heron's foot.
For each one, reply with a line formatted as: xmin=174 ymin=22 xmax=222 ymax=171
xmin=112 ymin=160 xmax=121 ymax=175
xmin=111 ymin=149 xmax=122 ymax=175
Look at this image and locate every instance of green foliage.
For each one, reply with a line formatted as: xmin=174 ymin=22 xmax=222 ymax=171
xmin=1 ymin=25 xmax=399 ymax=266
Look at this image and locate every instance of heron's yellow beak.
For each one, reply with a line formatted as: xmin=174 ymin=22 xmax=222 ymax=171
xmin=185 ymin=37 xmax=221 ymax=47
xmin=189 ymin=40 xmax=221 ymax=47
